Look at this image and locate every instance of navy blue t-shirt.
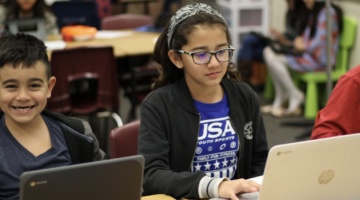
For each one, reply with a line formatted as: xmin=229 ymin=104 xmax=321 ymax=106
xmin=191 ymin=94 xmax=239 ymax=179
xmin=0 ymin=115 xmax=72 ymax=199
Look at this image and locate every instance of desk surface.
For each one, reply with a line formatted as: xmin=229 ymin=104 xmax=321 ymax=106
xmin=47 ymin=31 xmax=159 ymax=58
xmin=141 ymin=194 xmax=175 ymax=200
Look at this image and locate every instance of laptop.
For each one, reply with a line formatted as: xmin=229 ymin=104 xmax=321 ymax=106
xmin=20 ymin=155 xmax=144 ymax=200
xmin=249 ymin=31 xmax=302 ymax=56
xmin=5 ymin=18 xmax=46 ymax=41
xmin=212 ymin=134 xmax=360 ymax=200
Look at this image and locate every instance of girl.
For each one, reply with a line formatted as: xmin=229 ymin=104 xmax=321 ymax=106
xmin=0 ymin=0 xmax=58 ymax=35
xmin=237 ymin=0 xmax=308 ymax=83
xmin=262 ymin=0 xmax=343 ymax=117
xmin=138 ymin=3 xmax=268 ymax=200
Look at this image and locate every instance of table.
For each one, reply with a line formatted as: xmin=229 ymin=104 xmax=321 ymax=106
xmin=46 ymin=30 xmax=160 ymax=58
xmin=141 ymin=194 xmax=175 ymax=200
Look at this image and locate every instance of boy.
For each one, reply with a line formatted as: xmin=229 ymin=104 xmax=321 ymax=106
xmin=0 ymin=33 xmax=106 ymax=199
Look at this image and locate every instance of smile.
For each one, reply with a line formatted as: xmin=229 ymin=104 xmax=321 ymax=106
xmin=12 ymin=106 xmax=35 ymax=111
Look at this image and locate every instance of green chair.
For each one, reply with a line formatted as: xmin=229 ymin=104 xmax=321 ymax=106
xmin=263 ymin=15 xmax=357 ymax=119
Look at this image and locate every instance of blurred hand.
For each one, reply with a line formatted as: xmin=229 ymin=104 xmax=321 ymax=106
xmin=293 ymin=36 xmax=306 ymax=51
xmin=218 ymin=179 xmax=260 ymax=200
xmin=269 ymin=29 xmax=281 ymax=39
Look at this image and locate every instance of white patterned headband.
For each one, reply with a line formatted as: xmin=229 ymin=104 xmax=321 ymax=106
xmin=167 ymin=3 xmax=226 ymax=49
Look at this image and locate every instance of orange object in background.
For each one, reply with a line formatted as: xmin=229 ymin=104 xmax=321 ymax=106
xmin=61 ymin=25 xmax=97 ymax=42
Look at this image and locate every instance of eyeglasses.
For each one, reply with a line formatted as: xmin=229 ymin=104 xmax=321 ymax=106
xmin=176 ymin=46 xmax=235 ymax=65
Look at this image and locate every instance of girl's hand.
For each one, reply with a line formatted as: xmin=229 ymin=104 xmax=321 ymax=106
xmin=218 ymin=179 xmax=260 ymax=200
xmin=293 ymin=36 xmax=306 ymax=52
xmin=269 ymin=29 xmax=281 ymax=39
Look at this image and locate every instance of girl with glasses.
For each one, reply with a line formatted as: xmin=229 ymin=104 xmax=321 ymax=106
xmin=138 ymin=3 xmax=268 ymax=200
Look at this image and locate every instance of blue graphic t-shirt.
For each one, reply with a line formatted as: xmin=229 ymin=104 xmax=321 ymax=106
xmin=191 ymin=94 xmax=239 ymax=179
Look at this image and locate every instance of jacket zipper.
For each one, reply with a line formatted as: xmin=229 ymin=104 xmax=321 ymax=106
xmin=188 ymin=113 xmax=201 ymax=171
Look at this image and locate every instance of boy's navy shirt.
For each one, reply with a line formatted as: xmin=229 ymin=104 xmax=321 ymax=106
xmin=0 ymin=115 xmax=72 ymax=199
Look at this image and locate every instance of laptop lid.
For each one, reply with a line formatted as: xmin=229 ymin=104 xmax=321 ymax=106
xmin=20 ymin=155 xmax=144 ymax=200
xmin=258 ymin=134 xmax=360 ymax=200
xmin=212 ymin=134 xmax=360 ymax=200
xmin=5 ymin=18 xmax=46 ymax=41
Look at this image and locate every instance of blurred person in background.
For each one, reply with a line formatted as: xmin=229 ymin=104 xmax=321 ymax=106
xmin=0 ymin=0 xmax=58 ymax=35
xmin=261 ymin=0 xmax=343 ymax=117
xmin=237 ymin=0 xmax=308 ymax=85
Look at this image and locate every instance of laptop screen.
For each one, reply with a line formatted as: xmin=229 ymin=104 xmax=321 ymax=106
xmin=20 ymin=155 xmax=144 ymax=200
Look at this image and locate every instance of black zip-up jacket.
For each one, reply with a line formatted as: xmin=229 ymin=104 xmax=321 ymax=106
xmin=44 ymin=111 xmax=106 ymax=162
xmin=138 ymin=78 xmax=268 ymax=199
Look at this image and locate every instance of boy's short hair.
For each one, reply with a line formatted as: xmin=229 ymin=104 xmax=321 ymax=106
xmin=0 ymin=33 xmax=51 ymax=79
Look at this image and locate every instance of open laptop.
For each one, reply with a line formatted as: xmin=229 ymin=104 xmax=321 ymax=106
xmin=212 ymin=133 xmax=360 ymax=200
xmin=5 ymin=18 xmax=46 ymax=41
xmin=20 ymin=155 xmax=144 ymax=200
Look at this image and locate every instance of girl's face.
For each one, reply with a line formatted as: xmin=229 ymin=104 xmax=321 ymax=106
xmin=303 ymin=0 xmax=315 ymax=10
xmin=16 ymin=0 xmax=37 ymax=12
xmin=170 ymin=24 xmax=230 ymax=92
xmin=287 ymin=0 xmax=295 ymax=10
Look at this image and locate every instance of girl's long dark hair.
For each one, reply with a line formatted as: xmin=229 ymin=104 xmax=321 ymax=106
xmin=309 ymin=2 xmax=343 ymax=39
xmin=286 ymin=0 xmax=308 ymax=36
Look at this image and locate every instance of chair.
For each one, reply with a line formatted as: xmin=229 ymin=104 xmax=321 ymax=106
xmin=51 ymin=1 xmax=101 ymax=29
xmin=112 ymin=0 xmax=157 ymax=15
xmin=47 ymin=46 xmax=122 ymax=151
xmin=263 ymin=15 xmax=357 ymax=119
xmin=109 ymin=120 xmax=140 ymax=158
xmin=101 ymin=13 xmax=153 ymax=30
xmin=101 ymin=13 xmax=158 ymax=121
xmin=70 ymin=0 xmax=112 ymax=19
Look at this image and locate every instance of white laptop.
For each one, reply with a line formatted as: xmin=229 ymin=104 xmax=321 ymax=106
xmin=20 ymin=155 xmax=144 ymax=200
xmin=212 ymin=133 xmax=360 ymax=200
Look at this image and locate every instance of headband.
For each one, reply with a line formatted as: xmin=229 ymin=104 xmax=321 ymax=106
xmin=167 ymin=3 xmax=226 ymax=49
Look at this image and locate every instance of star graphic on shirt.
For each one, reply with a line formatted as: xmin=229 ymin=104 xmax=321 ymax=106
xmin=195 ymin=163 xmax=202 ymax=171
xmin=222 ymin=158 xmax=228 ymax=167
xmin=204 ymin=162 xmax=211 ymax=170
xmin=213 ymin=160 xmax=220 ymax=169
xmin=230 ymin=157 xmax=236 ymax=164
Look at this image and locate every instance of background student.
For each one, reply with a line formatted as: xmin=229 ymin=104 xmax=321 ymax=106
xmin=0 ymin=33 xmax=105 ymax=199
xmin=311 ymin=65 xmax=360 ymax=139
xmin=138 ymin=3 xmax=268 ymax=200
xmin=0 ymin=0 xmax=58 ymax=35
xmin=261 ymin=0 xmax=343 ymax=117
xmin=237 ymin=0 xmax=308 ymax=84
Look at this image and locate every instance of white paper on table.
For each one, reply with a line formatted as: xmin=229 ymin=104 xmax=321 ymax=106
xmin=95 ymin=30 xmax=133 ymax=39
xmin=44 ymin=40 xmax=66 ymax=50
xmin=152 ymin=36 xmax=158 ymax=43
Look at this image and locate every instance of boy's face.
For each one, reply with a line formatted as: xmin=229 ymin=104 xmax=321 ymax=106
xmin=0 ymin=61 xmax=56 ymax=126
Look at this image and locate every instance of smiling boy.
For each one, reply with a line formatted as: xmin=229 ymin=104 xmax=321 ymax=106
xmin=0 ymin=33 xmax=105 ymax=199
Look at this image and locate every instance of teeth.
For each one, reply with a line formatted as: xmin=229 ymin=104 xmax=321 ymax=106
xmin=15 ymin=107 xmax=31 ymax=111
